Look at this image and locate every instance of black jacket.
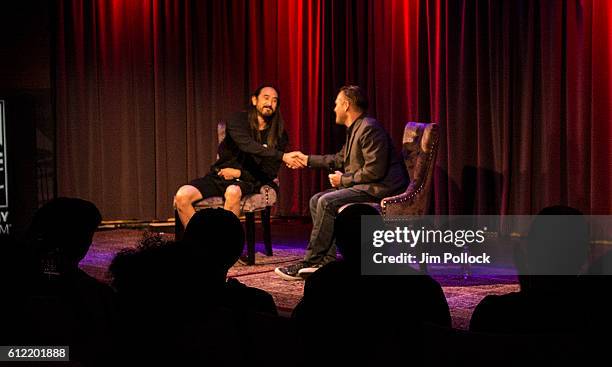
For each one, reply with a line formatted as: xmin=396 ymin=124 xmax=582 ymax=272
xmin=308 ymin=116 xmax=408 ymax=198
xmin=213 ymin=111 xmax=288 ymax=187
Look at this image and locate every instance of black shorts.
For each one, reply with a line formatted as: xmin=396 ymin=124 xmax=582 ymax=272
xmin=189 ymin=173 xmax=257 ymax=198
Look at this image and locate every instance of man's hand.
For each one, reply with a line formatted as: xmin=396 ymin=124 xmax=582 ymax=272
xmin=283 ymin=151 xmax=308 ymax=169
xmin=218 ymin=168 xmax=241 ymax=180
xmin=328 ymin=171 xmax=343 ymax=188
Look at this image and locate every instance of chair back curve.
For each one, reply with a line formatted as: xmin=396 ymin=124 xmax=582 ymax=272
xmin=381 ymin=122 xmax=440 ymax=216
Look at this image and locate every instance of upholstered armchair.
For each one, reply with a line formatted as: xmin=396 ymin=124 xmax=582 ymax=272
xmin=175 ymin=121 xmax=278 ymax=265
xmin=336 ymin=122 xmax=439 ymax=273
xmin=380 ymin=122 xmax=440 ymax=216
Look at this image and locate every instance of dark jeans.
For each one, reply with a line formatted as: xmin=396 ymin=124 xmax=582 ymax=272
xmin=303 ymin=188 xmax=377 ymax=265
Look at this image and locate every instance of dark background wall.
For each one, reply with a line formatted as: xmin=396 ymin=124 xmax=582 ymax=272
xmin=0 ymin=1 xmax=53 ymax=236
xmin=53 ymin=0 xmax=612 ymax=220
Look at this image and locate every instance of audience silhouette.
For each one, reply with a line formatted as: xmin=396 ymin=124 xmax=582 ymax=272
xmin=181 ymin=208 xmax=277 ymax=315
xmin=0 ymin=197 xmax=116 ymax=367
xmin=580 ymin=245 xmax=612 ymax=363
xmin=470 ymin=205 xmax=589 ymax=334
xmin=109 ymin=208 xmax=277 ymax=365
xmin=3 ymin=198 xmax=608 ymax=366
xmin=292 ymin=203 xmax=451 ymax=365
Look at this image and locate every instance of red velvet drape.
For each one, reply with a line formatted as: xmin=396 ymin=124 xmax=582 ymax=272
xmin=55 ymin=0 xmax=612 ymax=220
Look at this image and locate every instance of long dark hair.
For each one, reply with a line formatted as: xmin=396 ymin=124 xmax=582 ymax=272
xmin=248 ymin=84 xmax=285 ymax=149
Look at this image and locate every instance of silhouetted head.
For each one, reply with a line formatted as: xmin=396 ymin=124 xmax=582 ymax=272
xmin=108 ymin=233 xmax=207 ymax=331
xmin=109 ymin=233 xmax=176 ymax=295
xmin=526 ymin=205 xmax=588 ymax=274
xmin=27 ymin=197 xmax=102 ymax=270
xmin=335 ymin=203 xmax=381 ymax=266
xmin=182 ymin=208 xmax=245 ymax=275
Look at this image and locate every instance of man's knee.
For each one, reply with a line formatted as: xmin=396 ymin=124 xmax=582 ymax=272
xmin=174 ymin=185 xmax=201 ymax=208
xmin=317 ymin=193 xmax=335 ymax=211
xmin=224 ymin=185 xmax=242 ymax=202
xmin=318 ymin=191 xmax=354 ymax=214
xmin=309 ymin=193 xmax=322 ymax=210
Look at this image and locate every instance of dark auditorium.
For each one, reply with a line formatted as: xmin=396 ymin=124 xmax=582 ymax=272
xmin=1 ymin=1 xmax=611 ymax=366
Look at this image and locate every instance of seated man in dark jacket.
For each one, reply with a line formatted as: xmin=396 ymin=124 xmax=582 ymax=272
xmin=276 ymin=85 xmax=409 ymax=280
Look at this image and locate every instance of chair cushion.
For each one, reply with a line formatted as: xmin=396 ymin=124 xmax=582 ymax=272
xmin=195 ymin=196 xmax=225 ymax=209
xmin=242 ymin=185 xmax=277 ymax=212
xmin=194 ymin=184 xmax=277 ymax=213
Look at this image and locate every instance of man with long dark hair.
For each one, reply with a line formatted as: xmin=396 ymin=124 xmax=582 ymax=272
xmin=174 ymin=85 xmax=302 ymax=226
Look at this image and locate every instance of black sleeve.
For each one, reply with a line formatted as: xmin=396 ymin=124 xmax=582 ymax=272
xmin=226 ymin=113 xmax=284 ymax=160
xmin=277 ymin=130 xmax=289 ymax=152
xmin=238 ymin=169 xmax=257 ymax=183
xmin=259 ymin=130 xmax=289 ymax=180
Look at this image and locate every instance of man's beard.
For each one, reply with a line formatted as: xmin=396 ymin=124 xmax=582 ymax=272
xmin=258 ymin=107 xmax=275 ymax=121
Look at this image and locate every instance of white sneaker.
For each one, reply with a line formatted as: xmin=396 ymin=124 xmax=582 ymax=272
xmin=297 ymin=264 xmax=322 ymax=279
xmin=274 ymin=262 xmax=306 ymax=281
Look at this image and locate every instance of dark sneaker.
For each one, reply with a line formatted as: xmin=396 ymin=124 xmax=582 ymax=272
xmin=275 ymin=262 xmax=306 ymax=281
xmin=297 ymin=264 xmax=322 ymax=279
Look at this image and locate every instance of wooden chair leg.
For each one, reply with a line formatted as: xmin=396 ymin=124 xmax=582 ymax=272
xmin=175 ymin=209 xmax=184 ymax=241
xmin=245 ymin=211 xmax=256 ymax=265
xmin=262 ymin=206 xmax=273 ymax=256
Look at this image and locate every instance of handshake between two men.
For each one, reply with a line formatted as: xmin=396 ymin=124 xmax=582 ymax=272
xmin=282 ymin=151 xmax=343 ymax=188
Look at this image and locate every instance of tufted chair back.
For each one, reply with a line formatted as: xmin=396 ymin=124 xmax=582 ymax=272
xmin=381 ymin=122 xmax=440 ymax=216
xmin=216 ymin=121 xmax=226 ymax=159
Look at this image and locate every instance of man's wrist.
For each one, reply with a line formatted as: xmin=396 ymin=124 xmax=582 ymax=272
xmin=340 ymin=173 xmax=353 ymax=187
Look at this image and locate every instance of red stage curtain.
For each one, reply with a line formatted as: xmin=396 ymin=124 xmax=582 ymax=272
xmin=55 ymin=0 xmax=612 ymax=220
